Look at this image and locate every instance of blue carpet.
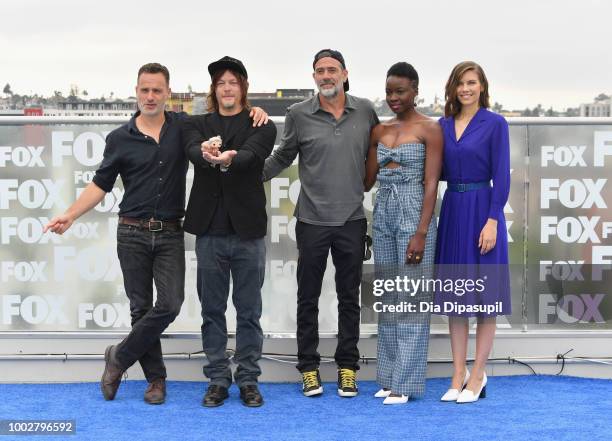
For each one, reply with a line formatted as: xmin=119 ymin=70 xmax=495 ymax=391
xmin=0 ymin=376 xmax=610 ymax=441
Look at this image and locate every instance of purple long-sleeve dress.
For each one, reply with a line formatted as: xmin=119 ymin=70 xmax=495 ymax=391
xmin=434 ymin=107 xmax=511 ymax=317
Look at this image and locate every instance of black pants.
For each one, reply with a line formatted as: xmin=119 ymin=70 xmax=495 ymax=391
xmin=295 ymin=218 xmax=366 ymax=372
xmin=113 ymin=224 xmax=185 ymax=381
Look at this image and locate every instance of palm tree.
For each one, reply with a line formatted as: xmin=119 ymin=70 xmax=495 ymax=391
xmin=3 ymin=83 xmax=12 ymax=97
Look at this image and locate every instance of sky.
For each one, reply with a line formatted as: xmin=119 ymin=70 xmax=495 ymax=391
xmin=1 ymin=0 xmax=611 ymax=110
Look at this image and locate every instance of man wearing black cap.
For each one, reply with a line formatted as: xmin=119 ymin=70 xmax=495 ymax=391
xmin=45 ymin=62 xmax=269 ymax=406
xmin=183 ymin=56 xmax=276 ymax=407
xmin=263 ymin=49 xmax=379 ymax=398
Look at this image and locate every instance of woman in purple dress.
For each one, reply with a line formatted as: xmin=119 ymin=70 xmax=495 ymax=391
xmin=435 ymin=61 xmax=510 ymax=404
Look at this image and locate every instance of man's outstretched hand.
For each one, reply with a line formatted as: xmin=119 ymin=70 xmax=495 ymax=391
xmin=44 ymin=214 xmax=74 ymax=235
xmin=203 ymin=149 xmax=237 ymax=166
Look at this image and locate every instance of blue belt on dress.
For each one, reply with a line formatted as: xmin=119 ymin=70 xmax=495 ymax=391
xmin=447 ymin=181 xmax=490 ymax=192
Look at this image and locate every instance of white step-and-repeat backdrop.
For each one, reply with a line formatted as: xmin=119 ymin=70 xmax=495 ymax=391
xmin=1 ymin=119 xmax=611 ymax=333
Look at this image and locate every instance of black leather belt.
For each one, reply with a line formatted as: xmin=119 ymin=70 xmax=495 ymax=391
xmin=118 ymin=217 xmax=182 ymax=232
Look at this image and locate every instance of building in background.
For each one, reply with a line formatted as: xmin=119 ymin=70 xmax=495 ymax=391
xmin=248 ymin=89 xmax=314 ymax=116
xmin=166 ymin=92 xmax=195 ymax=114
xmin=24 ymin=106 xmax=43 ymax=116
xmin=0 ymin=97 xmax=25 ymax=115
xmin=580 ymin=94 xmax=611 ymax=117
xmin=165 ymin=88 xmax=314 ymax=116
xmin=5 ymin=87 xmax=606 ymax=118
xmin=192 ymin=94 xmax=207 ymax=115
xmin=45 ymin=99 xmax=137 ymax=117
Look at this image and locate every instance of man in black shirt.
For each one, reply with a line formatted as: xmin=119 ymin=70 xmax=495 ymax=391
xmin=183 ymin=56 xmax=276 ymax=407
xmin=44 ymin=62 xmax=268 ymax=405
xmin=46 ymin=63 xmax=185 ymax=405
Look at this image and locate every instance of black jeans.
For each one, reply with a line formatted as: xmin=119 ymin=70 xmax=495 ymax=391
xmin=195 ymin=234 xmax=265 ymax=388
xmin=295 ymin=218 xmax=366 ymax=372
xmin=114 ymin=224 xmax=185 ymax=381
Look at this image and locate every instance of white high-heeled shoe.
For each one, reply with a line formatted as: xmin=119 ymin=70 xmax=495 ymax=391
xmin=440 ymin=369 xmax=470 ymax=402
xmin=383 ymin=394 xmax=409 ymax=405
xmin=456 ymin=372 xmax=487 ymax=404
xmin=374 ymin=388 xmax=391 ymax=398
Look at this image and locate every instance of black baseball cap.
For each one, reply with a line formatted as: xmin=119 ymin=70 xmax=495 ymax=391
xmin=313 ymin=49 xmax=349 ymax=92
xmin=208 ymin=56 xmax=248 ymax=79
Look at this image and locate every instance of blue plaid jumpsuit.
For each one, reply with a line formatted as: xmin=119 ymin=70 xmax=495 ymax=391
xmin=373 ymin=142 xmax=436 ymax=397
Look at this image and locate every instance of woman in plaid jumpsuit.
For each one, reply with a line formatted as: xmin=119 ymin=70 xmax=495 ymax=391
xmin=365 ymin=62 xmax=442 ymax=404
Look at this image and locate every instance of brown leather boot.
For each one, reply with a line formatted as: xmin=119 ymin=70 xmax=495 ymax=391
xmin=100 ymin=345 xmax=125 ymax=401
xmin=144 ymin=378 xmax=166 ymax=405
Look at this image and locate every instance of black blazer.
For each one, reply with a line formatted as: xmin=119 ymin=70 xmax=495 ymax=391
xmin=182 ymin=109 xmax=276 ymax=239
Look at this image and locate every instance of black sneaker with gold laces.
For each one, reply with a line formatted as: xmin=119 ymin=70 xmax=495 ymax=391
xmin=337 ymin=368 xmax=358 ymax=397
xmin=301 ymin=369 xmax=323 ymax=397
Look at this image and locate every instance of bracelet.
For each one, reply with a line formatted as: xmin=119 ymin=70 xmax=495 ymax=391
xmin=220 ymin=159 xmax=232 ymax=172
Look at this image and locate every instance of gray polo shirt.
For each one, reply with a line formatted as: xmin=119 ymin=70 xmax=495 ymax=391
xmin=263 ymin=93 xmax=379 ymax=226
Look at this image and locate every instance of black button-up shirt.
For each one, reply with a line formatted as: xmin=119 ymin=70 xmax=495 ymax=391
xmin=93 ymin=111 xmax=188 ymax=220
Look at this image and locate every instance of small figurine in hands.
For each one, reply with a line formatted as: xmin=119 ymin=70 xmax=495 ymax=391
xmin=201 ymin=135 xmax=237 ymax=170
xmin=202 ymin=135 xmax=222 ymax=158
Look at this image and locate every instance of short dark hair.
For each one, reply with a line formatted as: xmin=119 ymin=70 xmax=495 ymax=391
xmin=386 ymin=62 xmax=419 ymax=89
xmin=137 ymin=63 xmax=170 ymax=85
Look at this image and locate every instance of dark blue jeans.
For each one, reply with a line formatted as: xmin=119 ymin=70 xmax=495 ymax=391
xmin=195 ymin=234 xmax=265 ymax=388
xmin=114 ymin=224 xmax=185 ymax=381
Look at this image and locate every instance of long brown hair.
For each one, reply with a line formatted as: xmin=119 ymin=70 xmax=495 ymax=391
xmin=444 ymin=61 xmax=490 ymax=117
xmin=206 ymin=69 xmax=250 ymax=113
